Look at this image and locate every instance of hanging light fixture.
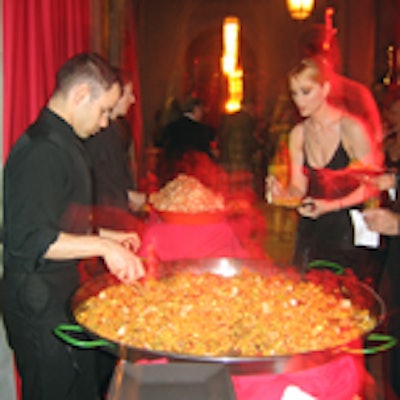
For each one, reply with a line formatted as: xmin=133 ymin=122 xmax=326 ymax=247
xmin=286 ymin=0 xmax=315 ymax=20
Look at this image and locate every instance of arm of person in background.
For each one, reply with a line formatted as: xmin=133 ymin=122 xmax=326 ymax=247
xmin=127 ymin=190 xmax=147 ymax=211
xmin=362 ymin=171 xmax=400 ymax=236
xmin=128 ymin=141 xmax=139 ymax=185
xmin=370 ymin=172 xmax=396 ymax=192
xmin=44 ymin=231 xmax=144 ymax=284
xmin=363 ymin=208 xmax=400 ymax=236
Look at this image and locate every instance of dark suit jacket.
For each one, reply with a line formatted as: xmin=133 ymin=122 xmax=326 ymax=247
xmin=161 ymin=115 xmax=215 ymax=161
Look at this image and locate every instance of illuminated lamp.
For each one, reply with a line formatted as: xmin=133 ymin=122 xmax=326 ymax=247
xmin=221 ymin=16 xmax=240 ymax=74
xmin=286 ymin=0 xmax=315 ymax=20
xmin=221 ymin=16 xmax=243 ymax=113
xmin=225 ymin=68 xmax=243 ymax=113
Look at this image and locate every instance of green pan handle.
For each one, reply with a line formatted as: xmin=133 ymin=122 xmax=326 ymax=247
xmin=54 ymin=324 xmax=115 ymax=349
xmin=345 ymin=333 xmax=398 ymax=355
xmin=307 ymin=259 xmax=344 ymax=275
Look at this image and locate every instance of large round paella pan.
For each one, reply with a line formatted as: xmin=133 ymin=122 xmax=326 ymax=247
xmin=55 ymin=258 xmax=395 ymax=375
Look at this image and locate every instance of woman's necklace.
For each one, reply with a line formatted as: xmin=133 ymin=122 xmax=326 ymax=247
xmin=305 ymin=115 xmax=342 ymax=167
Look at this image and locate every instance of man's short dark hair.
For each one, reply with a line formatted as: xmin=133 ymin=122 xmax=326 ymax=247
xmin=182 ymin=95 xmax=203 ymax=113
xmin=54 ymin=52 xmax=119 ymax=97
xmin=111 ymin=66 xmax=133 ymax=90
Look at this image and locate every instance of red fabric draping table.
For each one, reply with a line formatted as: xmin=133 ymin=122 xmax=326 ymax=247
xmin=136 ymin=213 xmax=366 ymax=399
xmin=230 ymin=354 xmax=363 ymax=400
xmin=136 ymin=354 xmax=364 ymax=400
xmin=138 ymin=214 xmax=249 ymax=261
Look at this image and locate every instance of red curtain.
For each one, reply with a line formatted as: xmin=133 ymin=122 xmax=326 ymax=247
xmin=122 ymin=1 xmax=144 ymax=178
xmin=3 ymin=0 xmax=90 ymax=160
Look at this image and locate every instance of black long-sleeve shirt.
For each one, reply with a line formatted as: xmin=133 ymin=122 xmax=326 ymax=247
xmin=4 ymin=107 xmax=93 ymax=275
xmin=84 ymin=118 xmax=135 ymax=212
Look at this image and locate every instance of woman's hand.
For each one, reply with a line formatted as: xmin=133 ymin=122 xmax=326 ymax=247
xmin=265 ymin=176 xmax=302 ymax=204
xmin=265 ymin=175 xmax=283 ymax=202
xmin=297 ymin=197 xmax=339 ymax=218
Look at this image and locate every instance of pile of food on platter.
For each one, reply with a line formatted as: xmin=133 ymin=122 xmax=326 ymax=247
xmin=74 ymin=269 xmax=376 ymax=357
xmin=149 ymin=174 xmax=225 ymax=213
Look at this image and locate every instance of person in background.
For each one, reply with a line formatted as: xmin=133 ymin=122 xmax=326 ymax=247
xmin=363 ymin=172 xmax=400 ymax=399
xmin=84 ymin=67 xmax=147 ymax=222
xmin=158 ymin=95 xmax=216 ymax=183
xmin=2 ymin=53 xmax=145 ymax=400
xmin=217 ymin=100 xmax=259 ymax=195
xmin=113 ymin=71 xmax=140 ymax=192
xmin=152 ymin=96 xmax=182 ymax=147
xmin=381 ymin=88 xmax=400 ymax=174
xmin=268 ymin=55 xmax=384 ymax=288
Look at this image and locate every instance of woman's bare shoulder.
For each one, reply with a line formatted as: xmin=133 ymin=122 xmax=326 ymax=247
xmin=340 ymin=113 xmax=368 ymax=141
xmin=340 ymin=113 xmax=365 ymax=130
xmin=290 ymin=121 xmax=305 ymax=137
xmin=289 ymin=122 xmax=305 ymax=149
xmin=340 ymin=112 xmax=373 ymax=159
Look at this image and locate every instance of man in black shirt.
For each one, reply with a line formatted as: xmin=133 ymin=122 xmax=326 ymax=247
xmin=363 ymin=173 xmax=400 ymax=398
xmin=2 ymin=53 xmax=144 ymax=400
xmin=84 ymin=69 xmax=146 ymax=225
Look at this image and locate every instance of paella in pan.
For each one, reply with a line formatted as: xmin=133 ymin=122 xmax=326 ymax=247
xmin=73 ymin=258 xmax=382 ymax=359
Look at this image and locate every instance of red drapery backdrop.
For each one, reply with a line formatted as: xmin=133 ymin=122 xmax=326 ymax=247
xmin=3 ymin=0 xmax=90 ymax=161
xmin=121 ymin=1 xmax=144 ymax=181
xmin=3 ymin=2 xmax=90 ymax=398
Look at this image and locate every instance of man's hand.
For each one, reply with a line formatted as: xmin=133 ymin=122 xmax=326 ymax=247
xmin=363 ymin=208 xmax=400 ymax=236
xmin=99 ymin=229 xmax=141 ymax=252
xmin=368 ymin=172 xmax=396 ymax=192
xmin=102 ymin=240 xmax=145 ymax=284
xmin=44 ymin=230 xmax=144 ymax=284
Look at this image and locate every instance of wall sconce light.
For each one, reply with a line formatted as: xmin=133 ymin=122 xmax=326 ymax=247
xmin=221 ymin=16 xmax=240 ymax=75
xmin=221 ymin=16 xmax=243 ymax=113
xmin=286 ymin=0 xmax=315 ymax=20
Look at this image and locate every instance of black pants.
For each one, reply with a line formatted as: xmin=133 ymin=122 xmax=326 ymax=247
xmin=379 ymin=239 xmax=400 ymax=397
xmin=1 ymin=269 xmax=115 ymax=400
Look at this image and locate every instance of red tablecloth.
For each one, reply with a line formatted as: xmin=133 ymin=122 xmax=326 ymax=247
xmin=136 ymin=213 xmax=368 ymax=399
xmin=230 ymin=354 xmax=364 ymax=400
xmin=136 ymin=354 xmax=365 ymax=400
xmin=138 ymin=214 xmax=249 ymax=261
